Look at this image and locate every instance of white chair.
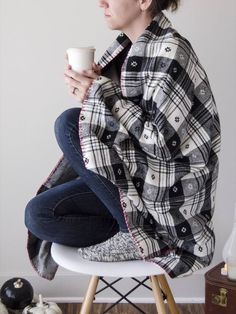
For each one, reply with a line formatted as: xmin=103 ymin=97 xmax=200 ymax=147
xmin=51 ymin=243 xmax=179 ymax=314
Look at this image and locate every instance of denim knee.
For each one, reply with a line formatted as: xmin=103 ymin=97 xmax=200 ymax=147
xmin=54 ymin=108 xmax=81 ymax=140
xmin=24 ymin=197 xmax=45 ymax=235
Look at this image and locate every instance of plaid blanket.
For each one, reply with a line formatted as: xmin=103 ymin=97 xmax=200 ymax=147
xmin=27 ymin=12 xmax=221 ymax=279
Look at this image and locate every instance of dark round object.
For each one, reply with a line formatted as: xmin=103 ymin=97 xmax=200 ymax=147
xmin=0 ymin=277 xmax=34 ymax=310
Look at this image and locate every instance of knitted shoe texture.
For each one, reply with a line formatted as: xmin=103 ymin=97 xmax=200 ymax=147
xmin=77 ymin=231 xmax=142 ymax=262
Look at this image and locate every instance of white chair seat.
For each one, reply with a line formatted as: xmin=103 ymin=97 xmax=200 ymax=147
xmin=51 ymin=243 xmax=165 ymax=277
xmin=51 ymin=243 xmax=180 ymax=314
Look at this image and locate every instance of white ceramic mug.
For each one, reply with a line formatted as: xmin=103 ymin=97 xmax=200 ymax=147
xmin=66 ymin=47 xmax=95 ymax=73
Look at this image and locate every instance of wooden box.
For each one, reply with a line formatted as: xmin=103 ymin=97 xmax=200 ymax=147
xmin=205 ymin=262 xmax=236 ymax=313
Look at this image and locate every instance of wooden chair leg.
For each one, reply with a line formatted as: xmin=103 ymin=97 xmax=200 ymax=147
xmin=80 ymin=275 xmax=99 ymax=314
xmin=150 ymin=275 xmax=167 ymax=314
xmin=158 ymin=274 xmax=179 ymax=314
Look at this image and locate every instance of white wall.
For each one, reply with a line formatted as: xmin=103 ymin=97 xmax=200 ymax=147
xmin=0 ymin=0 xmax=235 ymax=303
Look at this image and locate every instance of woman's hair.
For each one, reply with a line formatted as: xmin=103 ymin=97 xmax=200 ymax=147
xmin=148 ymin=0 xmax=180 ymax=17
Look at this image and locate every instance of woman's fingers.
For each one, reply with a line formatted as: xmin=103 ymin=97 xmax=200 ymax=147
xmin=64 ymin=69 xmax=82 ymax=86
xmin=64 ymin=76 xmax=80 ymax=88
xmin=92 ymin=62 xmax=102 ymax=75
xmin=64 ymin=68 xmax=78 ymax=79
xmin=64 ymin=72 xmax=94 ymax=90
xmin=65 ymin=75 xmax=91 ymax=103
xmin=70 ymin=86 xmax=87 ymax=103
xmin=64 ymin=68 xmax=98 ymax=81
xmin=64 ymin=63 xmax=71 ymax=71
xmin=64 ymin=66 xmax=99 ymax=103
xmin=69 ymin=86 xmax=76 ymax=95
xmin=82 ymin=69 xmax=99 ymax=79
xmin=64 ymin=69 xmax=87 ymax=84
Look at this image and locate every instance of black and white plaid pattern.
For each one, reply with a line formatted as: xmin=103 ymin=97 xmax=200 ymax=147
xmin=27 ymin=12 xmax=221 ymax=280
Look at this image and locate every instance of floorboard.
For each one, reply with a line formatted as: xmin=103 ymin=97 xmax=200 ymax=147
xmin=58 ymin=303 xmax=205 ymax=314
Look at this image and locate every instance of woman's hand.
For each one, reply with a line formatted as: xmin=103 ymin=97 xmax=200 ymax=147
xmin=64 ymin=60 xmax=101 ymax=103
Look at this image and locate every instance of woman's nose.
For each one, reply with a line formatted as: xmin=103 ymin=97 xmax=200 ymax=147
xmin=98 ymin=0 xmax=108 ymax=8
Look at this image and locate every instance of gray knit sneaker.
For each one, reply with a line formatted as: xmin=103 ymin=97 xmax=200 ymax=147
xmin=77 ymin=231 xmax=142 ymax=262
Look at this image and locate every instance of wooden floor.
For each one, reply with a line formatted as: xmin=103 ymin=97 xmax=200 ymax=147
xmin=58 ymin=303 xmax=205 ymax=314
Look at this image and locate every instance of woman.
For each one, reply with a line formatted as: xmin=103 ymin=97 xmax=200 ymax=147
xmin=25 ymin=0 xmax=221 ymax=280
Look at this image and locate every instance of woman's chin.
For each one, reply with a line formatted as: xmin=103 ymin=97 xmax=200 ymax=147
xmin=105 ymin=20 xmax=120 ymax=30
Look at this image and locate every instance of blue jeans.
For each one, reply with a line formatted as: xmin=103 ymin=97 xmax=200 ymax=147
xmin=25 ymin=108 xmax=128 ymax=247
